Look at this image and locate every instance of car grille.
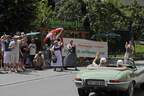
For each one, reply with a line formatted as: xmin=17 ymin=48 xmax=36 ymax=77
xmin=86 ymin=79 xmax=106 ymax=86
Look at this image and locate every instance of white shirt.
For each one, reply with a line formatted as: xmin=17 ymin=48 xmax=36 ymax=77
xmin=9 ymin=40 xmax=21 ymax=53
xmin=29 ymin=43 xmax=36 ymax=55
xmin=67 ymin=43 xmax=72 ymax=49
xmin=67 ymin=43 xmax=74 ymax=49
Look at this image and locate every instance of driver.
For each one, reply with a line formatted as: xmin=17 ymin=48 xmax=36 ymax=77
xmin=117 ymin=60 xmax=124 ymax=67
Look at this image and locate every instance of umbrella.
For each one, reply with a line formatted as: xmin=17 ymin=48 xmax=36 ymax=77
xmin=26 ymin=32 xmax=40 ymax=36
xmin=43 ymin=28 xmax=64 ymax=43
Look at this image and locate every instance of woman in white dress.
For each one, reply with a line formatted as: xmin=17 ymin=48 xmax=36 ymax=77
xmin=124 ymin=41 xmax=134 ymax=64
xmin=50 ymin=40 xmax=63 ymax=71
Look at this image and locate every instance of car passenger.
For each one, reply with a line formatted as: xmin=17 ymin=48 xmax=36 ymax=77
xmin=91 ymin=52 xmax=100 ymax=66
xmin=117 ymin=60 xmax=124 ymax=67
xmin=99 ymin=57 xmax=107 ymax=67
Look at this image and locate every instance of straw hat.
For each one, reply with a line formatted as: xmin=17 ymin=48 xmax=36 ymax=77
xmin=38 ymin=51 xmax=42 ymax=54
xmin=100 ymin=57 xmax=107 ymax=64
xmin=13 ymin=35 xmax=20 ymax=39
xmin=54 ymin=40 xmax=58 ymax=44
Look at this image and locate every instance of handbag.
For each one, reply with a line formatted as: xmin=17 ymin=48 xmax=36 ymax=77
xmin=51 ymin=54 xmax=57 ymax=63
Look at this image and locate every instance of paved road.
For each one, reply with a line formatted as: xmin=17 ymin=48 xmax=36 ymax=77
xmin=0 ymin=67 xmax=144 ymax=96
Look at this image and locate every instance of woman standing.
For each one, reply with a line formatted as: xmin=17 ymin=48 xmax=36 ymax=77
xmin=64 ymin=40 xmax=78 ymax=70
xmin=20 ymin=38 xmax=28 ymax=71
xmin=50 ymin=40 xmax=63 ymax=71
xmin=124 ymin=41 xmax=134 ymax=64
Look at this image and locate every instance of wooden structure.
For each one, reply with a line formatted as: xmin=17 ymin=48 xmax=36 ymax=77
xmin=40 ymin=28 xmax=89 ymax=39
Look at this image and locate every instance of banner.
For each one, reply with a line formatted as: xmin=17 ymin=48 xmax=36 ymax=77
xmin=63 ymin=38 xmax=108 ymax=58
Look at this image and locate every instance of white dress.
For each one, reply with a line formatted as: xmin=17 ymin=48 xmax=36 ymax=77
xmin=51 ymin=45 xmax=62 ymax=67
xmin=124 ymin=45 xmax=134 ymax=64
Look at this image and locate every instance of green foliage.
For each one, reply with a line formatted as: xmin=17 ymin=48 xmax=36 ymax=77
xmin=53 ymin=0 xmax=144 ymax=54
xmin=0 ymin=0 xmax=52 ymax=34
xmin=84 ymin=0 xmax=125 ymax=40
xmin=33 ymin=0 xmax=53 ymax=28
xmin=54 ymin=0 xmax=85 ymax=21
xmin=54 ymin=0 xmax=144 ymax=41
xmin=126 ymin=0 xmax=144 ymax=40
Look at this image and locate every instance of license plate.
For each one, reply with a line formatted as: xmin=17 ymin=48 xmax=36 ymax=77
xmin=87 ymin=80 xmax=107 ymax=86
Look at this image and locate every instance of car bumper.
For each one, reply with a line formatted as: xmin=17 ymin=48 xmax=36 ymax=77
xmin=74 ymin=80 xmax=131 ymax=91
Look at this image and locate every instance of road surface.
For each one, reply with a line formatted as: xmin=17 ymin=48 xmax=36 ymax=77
xmin=0 ymin=67 xmax=144 ymax=96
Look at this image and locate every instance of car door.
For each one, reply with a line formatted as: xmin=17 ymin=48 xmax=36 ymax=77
xmin=133 ymin=66 xmax=144 ymax=84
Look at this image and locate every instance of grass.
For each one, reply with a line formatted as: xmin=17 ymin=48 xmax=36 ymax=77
xmin=135 ymin=44 xmax=144 ymax=53
xmin=109 ymin=44 xmax=144 ymax=59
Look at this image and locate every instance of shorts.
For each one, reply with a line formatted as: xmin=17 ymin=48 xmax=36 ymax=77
xmin=11 ymin=52 xmax=19 ymax=64
xmin=4 ymin=51 xmax=11 ymax=64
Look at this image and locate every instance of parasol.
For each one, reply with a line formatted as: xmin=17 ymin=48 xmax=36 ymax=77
xmin=43 ymin=28 xmax=64 ymax=43
xmin=26 ymin=32 xmax=40 ymax=36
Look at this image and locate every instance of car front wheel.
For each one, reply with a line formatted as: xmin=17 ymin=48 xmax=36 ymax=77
xmin=78 ymin=88 xmax=90 ymax=96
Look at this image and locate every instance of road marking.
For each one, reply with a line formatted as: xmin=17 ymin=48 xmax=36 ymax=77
xmin=0 ymin=71 xmax=77 ymax=87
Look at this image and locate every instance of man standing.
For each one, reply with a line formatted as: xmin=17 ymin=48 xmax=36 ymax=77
xmin=0 ymin=38 xmax=3 ymax=69
xmin=9 ymin=35 xmax=21 ymax=72
xmin=1 ymin=35 xmax=11 ymax=71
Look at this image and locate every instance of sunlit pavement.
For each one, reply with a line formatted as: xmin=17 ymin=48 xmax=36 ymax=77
xmin=0 ymin=67 xmax=80 ymax=96
xmin=0 ymin=62 xmax=144 ymax=96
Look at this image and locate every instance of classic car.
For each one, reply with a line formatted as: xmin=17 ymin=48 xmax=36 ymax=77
xmin=74 ymin=59 xmax=144 ymax=96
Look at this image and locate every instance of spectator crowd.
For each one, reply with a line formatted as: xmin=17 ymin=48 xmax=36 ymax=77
xmin=0 ymin=30 xmax=78 ymax=73
xmin=0 ymin=32 xmax=44 ymax=72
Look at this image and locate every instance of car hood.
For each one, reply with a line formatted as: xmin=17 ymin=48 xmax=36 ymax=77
xmin=78 ymin=69 xmax=122 ymax=80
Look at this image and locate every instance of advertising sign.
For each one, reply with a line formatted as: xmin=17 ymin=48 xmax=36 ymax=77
xmin=63 ymin=38 xmax=108 ymax=58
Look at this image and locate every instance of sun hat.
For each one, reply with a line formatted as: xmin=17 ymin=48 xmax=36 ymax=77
xmin=100 ymin=57 xmax=107 ymax=64
xmin=54 ymin=40 xmax=58 ymax=44
xmin=117 ymin=60 xmax=123 ymax=66
xmin=13 ymin=35 xmax=20 ymax=39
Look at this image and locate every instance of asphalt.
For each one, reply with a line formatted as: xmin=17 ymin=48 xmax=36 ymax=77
xmin=0 ymin=60 xmax=143 ymax=87
xmin=135 ymin=60 xmax=144 ymax=65
xmin=0 ymin=68 xmax=79 ymax=87
xmin=0 ymin=60 xmax=144 ymax=96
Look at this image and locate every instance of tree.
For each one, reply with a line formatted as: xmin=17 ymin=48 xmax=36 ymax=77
xmin=53 ymin=0 xmax=144 ymax=54
xmin=54 ymin=0 xmax=86 ymax=21
xmin=0 ymin=0 xmax=52 ymax=34
xmin=126 ymin=0 xmax=144 ymax=40
xmin=84 ymin=0 xmax=125 ymax=40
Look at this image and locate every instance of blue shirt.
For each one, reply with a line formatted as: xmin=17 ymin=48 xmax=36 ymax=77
xmin=4 ymin=40 xmax=11 ymax=51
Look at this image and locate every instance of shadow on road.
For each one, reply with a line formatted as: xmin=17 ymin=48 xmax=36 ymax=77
xmin=88 ymin=88 xmax=144 ymax=96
